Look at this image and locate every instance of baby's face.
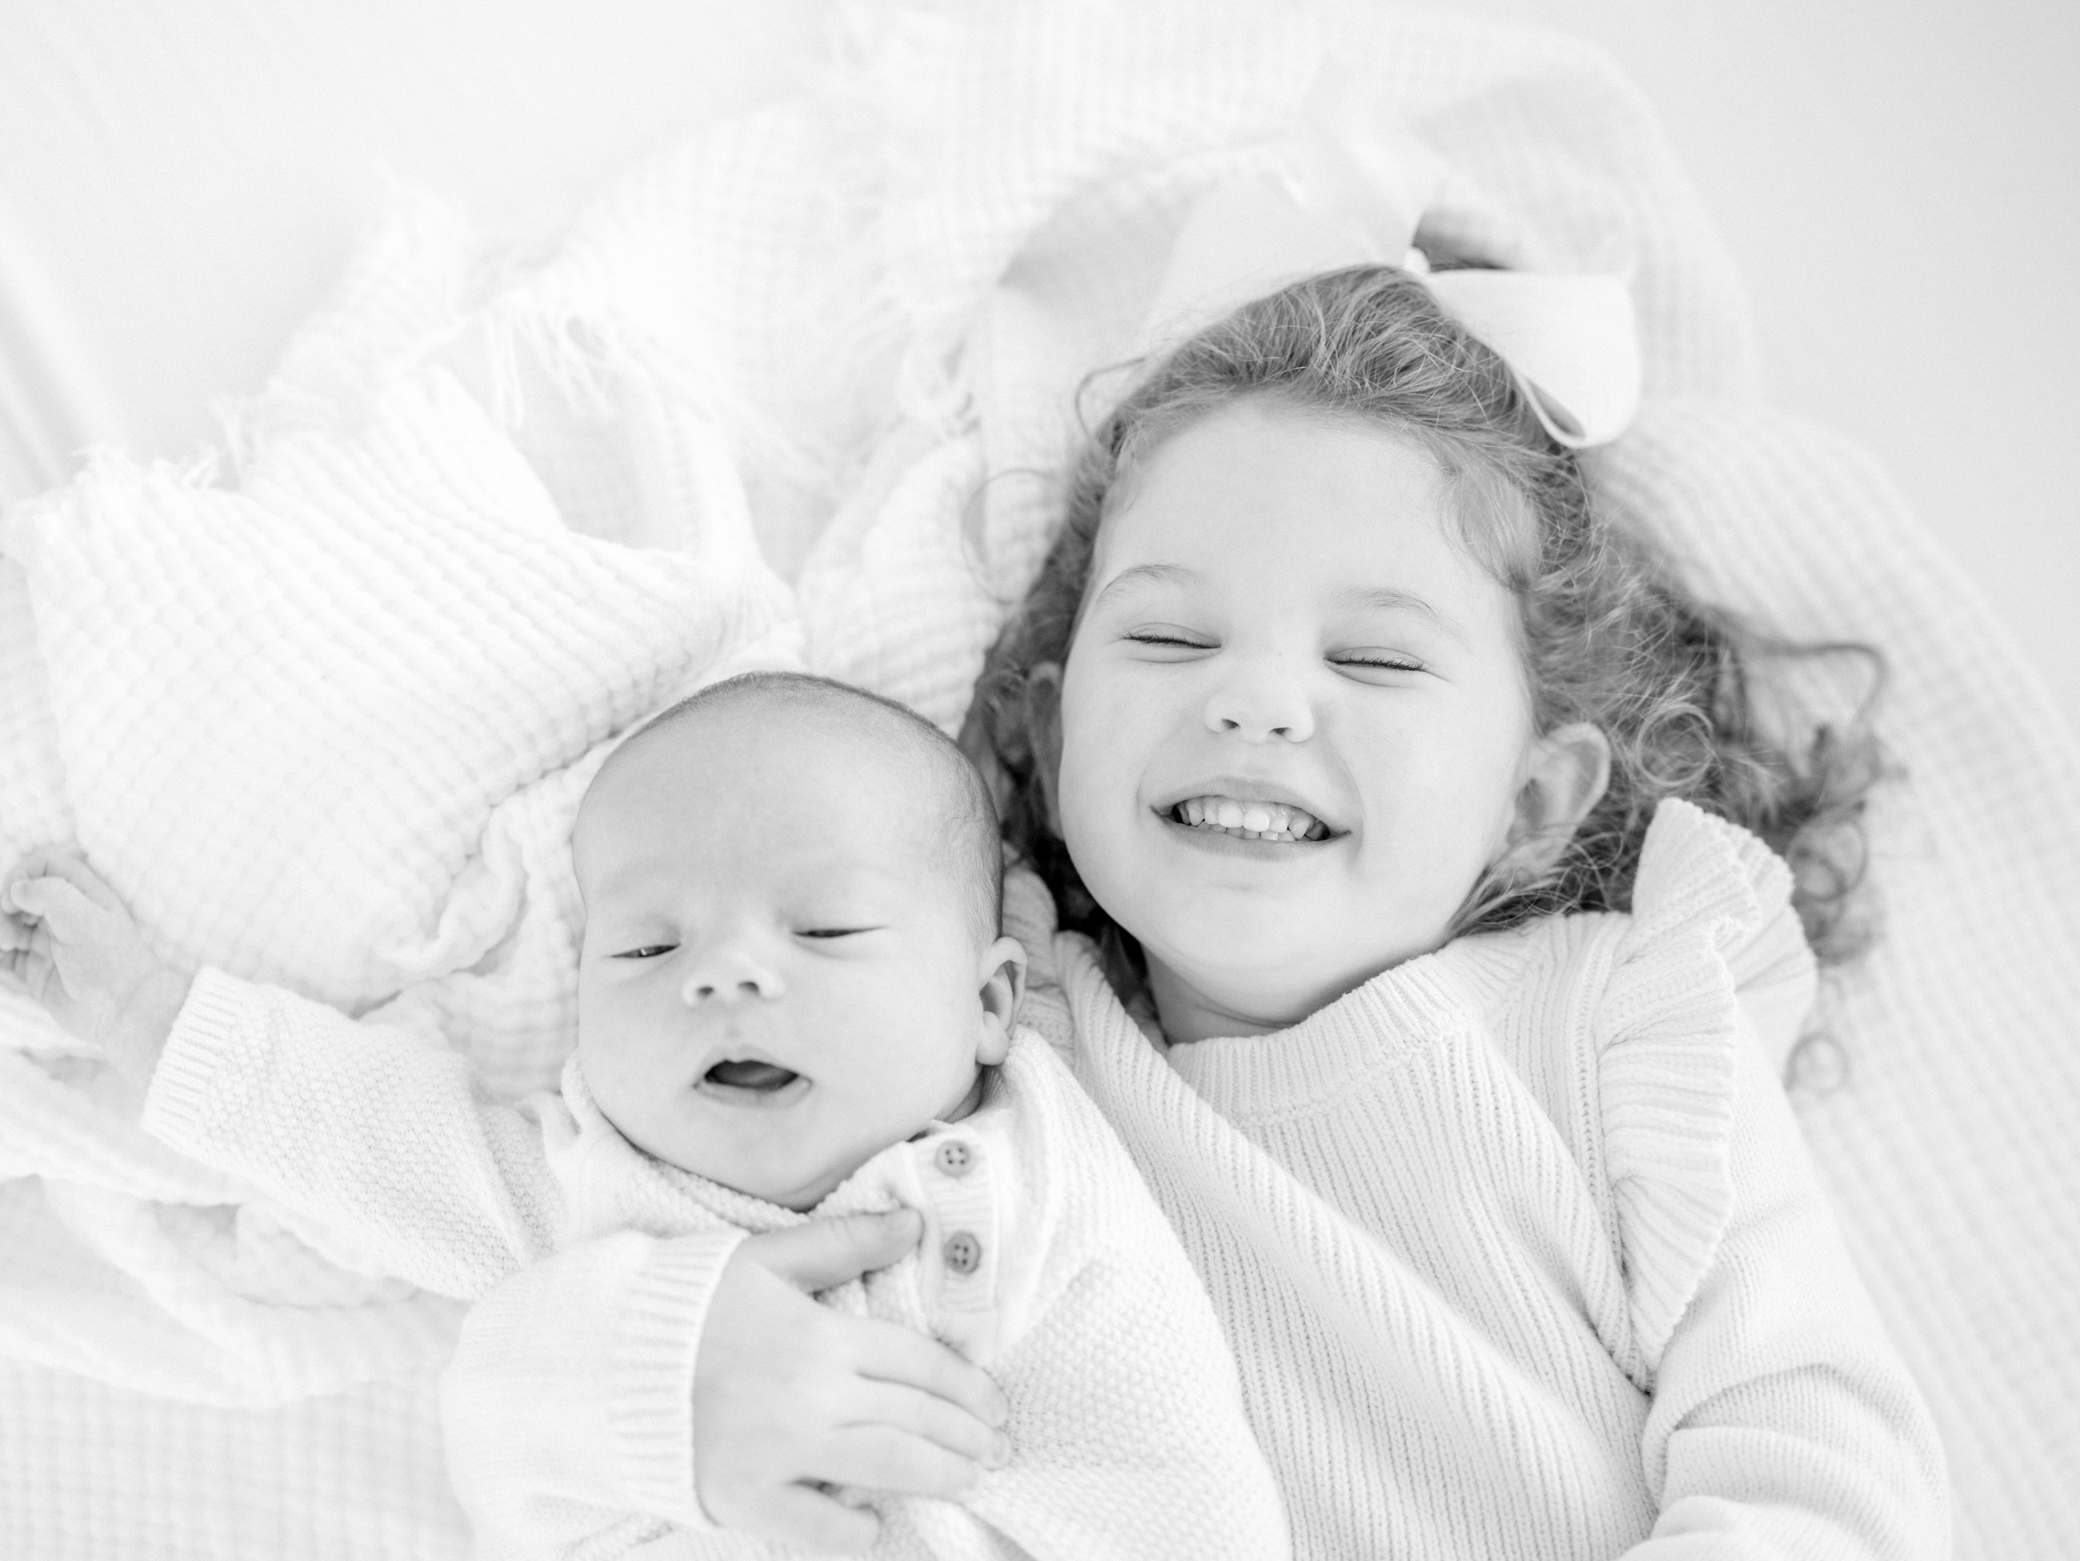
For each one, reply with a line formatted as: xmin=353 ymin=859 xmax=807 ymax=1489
xmin=573 ymin=708 xmax=1014 ymax=1211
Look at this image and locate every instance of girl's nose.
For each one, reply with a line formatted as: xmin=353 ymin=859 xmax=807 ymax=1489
xmin=1203 ymin=656 xmax=1315 ymax=743
xmin=681 ymin=947 xmax=785 ymax=1005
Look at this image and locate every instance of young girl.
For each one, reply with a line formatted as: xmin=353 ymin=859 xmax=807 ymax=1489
xmin=951 ymin=262 xmax=1947 ymax=1558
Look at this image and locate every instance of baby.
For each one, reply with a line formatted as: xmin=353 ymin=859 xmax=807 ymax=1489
xmin=1 ymin=671 xmax=1288 ymax=1561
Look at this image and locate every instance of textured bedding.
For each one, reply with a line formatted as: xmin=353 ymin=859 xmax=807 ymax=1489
xmin=1 ymin=3 xmax=2075 ymax=1556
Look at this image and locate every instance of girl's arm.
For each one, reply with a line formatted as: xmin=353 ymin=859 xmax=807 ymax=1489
xmin=1599 ymin=804 xmax=1947 ymax=1557
xmin=1631 ymin=1020 xmax=1949 ymax=1559
xmin=141 ymin=967 xmax=567 ymax=1300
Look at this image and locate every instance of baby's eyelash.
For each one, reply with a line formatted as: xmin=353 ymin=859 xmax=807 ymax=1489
xmin=798 ymin=927 xmax=876 ymax=940
xmin=613 ymin=944 xmax=677 ymax=960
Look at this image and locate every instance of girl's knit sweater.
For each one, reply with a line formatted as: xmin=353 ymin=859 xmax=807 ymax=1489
xmin=1000 ymin=798 xmax=1948 ymax=1559
xmin=136 ymin=1006 xmax=1288 ymax=1560
xmin=224 ymin=798 xmax=1947 ymax=1558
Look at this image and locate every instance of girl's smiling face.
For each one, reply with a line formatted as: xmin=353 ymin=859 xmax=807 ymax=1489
xmin=1053 ymin=400 xmax=1563 ymax=1043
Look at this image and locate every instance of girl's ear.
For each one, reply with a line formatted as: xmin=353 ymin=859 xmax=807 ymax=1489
xmin=1502 ymin=722 xmax=1612 ymax=879
xmin=1025 ymin=663 xmax=1067 ymax=837
xmin=975 ymin=936 xmax=1028 ymax=1067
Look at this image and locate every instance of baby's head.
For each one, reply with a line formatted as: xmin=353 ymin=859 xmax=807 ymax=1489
xmin=572 ymin=672 xmax=1022 ymax=1211
xmin=968 ymin=264 xmax=1880 ymax=1041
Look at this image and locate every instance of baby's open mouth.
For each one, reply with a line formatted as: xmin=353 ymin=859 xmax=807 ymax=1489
xmin=702 ymin=1059 xmax=802 ymax=1093
xmin=1169 ymin=795 xmax=1331 ymax=843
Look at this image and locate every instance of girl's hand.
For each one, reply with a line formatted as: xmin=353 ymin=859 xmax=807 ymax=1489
xmin=1 ymin=851 xmax=188 ymax=1081
xmin=695 ymin=1208 xmax=1012 ymax=1555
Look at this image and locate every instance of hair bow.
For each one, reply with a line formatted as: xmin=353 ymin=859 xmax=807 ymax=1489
xmin=1142 ymin=98 xmax=1641 ymax=449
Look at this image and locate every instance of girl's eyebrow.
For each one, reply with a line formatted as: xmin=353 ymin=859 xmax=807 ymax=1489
xmin=1092 ymin=562 xmax=1198 ymax=606
xmin=1093 ymin=568 xmax=1466 ymax=643
xmin=1339 ymin=584 xmax=1466 ymax=643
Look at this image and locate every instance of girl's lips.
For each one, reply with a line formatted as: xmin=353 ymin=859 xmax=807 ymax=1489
xmin=1155 ymin=808 xmax=1336 ymax=860
xmin=1152 ymin=777 xmax=1343 ymax=836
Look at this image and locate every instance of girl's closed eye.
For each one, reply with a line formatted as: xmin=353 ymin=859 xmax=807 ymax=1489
xmin=1331 ymin=648 xmax=1428 ymax=676
xmin=1123 ymin=626 xmax=1216 ymax=654
xmin=797 ymin=925 xmax=883 ymax=941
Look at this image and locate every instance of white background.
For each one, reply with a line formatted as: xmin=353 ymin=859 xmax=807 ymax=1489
xmin=1450 ymin=0 xmax=2080 ymax=737
xmin=1 ymin=0 xmax=2073 ymax=735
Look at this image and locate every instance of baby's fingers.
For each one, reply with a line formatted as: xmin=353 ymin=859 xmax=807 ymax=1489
xmin=745 ymin=1483 xmax=880 ymax=1557
xmin=846 ymin=1315 xmax=1010 ymax=1430
xmin=5 ymin=852 xmax=124 ymax=916
xmin=816 ymin=1425 xmax=983 ymax=1503
xmin=5 ymin=874 xmax=102 ymax=935
xmin=0 ymin=926 xmax=57 ymax=1002
xmin=850 ymin=1381 xmax=1009 ymax=1471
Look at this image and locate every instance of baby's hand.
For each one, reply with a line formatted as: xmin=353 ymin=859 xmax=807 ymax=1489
xmin=695 ymin=1209 xmax=1012 ymax=1555
xmin=1 ymin=852 xmax=188 ymax=1081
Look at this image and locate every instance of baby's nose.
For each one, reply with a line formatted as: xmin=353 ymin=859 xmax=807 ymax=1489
xmin=683 ymin=963 xmax=784 ymax=1004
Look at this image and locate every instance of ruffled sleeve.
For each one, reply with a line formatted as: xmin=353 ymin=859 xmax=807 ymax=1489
xmin=1595 ymin=798 xmax=1817 ymax=1374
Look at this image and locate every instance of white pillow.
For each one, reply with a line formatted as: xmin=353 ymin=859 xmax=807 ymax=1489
xmin=3 ymin=366 xmax=793 ymax=1086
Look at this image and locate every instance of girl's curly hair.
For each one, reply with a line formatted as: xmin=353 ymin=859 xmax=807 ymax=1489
xmin=964 ymin=264 xmax=1887 ymax=999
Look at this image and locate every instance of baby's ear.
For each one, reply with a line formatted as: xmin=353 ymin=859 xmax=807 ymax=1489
xmin=975 ymin=936 xmax=1027 ymax=1066
xmin=1503 ymin=722 xmax=1612 ymax=878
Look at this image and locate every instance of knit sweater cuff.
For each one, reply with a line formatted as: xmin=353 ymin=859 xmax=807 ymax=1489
xmin=140 ymin=965 xmax=261 ymax=1147
xmin=609 ymin=1228 xmax=750 ymax=1532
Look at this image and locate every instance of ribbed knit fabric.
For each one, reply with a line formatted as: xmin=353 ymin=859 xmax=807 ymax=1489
xmin=429 ymin=1229 xmax=731 ymax=1557
xmin=138 ymin=1004 xmax=1287 ymax=1560
xmin=1005 ymin=801 xmax=1949 ymax=1561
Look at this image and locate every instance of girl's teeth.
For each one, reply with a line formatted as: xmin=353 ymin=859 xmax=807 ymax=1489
xmin=1174 ymin=795 xmax=1325 ymax=841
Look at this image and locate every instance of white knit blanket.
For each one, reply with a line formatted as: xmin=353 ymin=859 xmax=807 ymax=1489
xmin=1 ymin=3 xmax=2074 ymax=1557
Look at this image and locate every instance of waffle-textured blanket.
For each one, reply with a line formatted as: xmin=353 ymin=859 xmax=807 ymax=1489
xmin=1 ymin=2 xmax=2073 ymax=1556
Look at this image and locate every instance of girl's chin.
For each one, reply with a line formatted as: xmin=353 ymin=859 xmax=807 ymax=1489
xmin=1143 ymin=928 xmax=1444 ymax=1033
xmin=1144 ymin=946 xmax=1359 ymax=1033
xmin=1135 ymin=905 xmax=1349 ymax=977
